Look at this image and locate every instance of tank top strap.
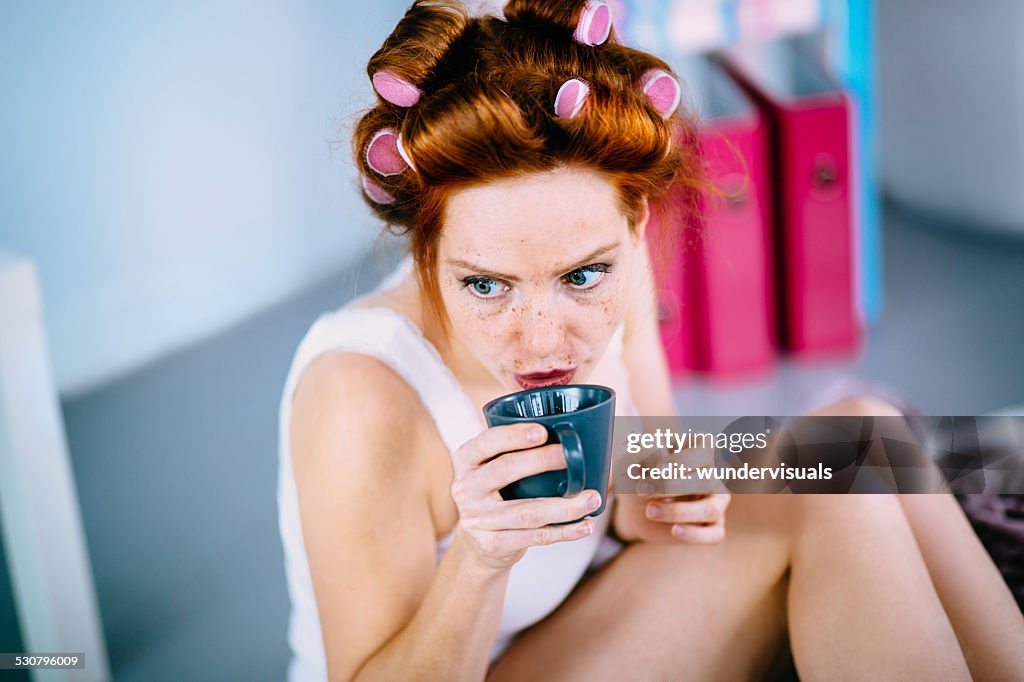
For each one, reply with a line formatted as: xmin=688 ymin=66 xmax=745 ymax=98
xmin=288 ymin=306 xmax=485 ymax=455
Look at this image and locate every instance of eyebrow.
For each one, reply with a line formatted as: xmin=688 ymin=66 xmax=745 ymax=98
xmin=446 ymin=242 xmax=621 ymax=282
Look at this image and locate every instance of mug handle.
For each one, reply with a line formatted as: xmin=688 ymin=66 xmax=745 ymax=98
xmin=552 ymin=422 xmax=586 ymax=496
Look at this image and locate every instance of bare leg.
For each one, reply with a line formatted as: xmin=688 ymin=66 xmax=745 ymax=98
xmin=489 ymin=493 xmax=794 ymax=681
xmin=488 ymin=492 xmax=970 ymax=680
xmin=898 ymin=494 xmax=1024 ymax=681
xmin=788 ymin=494 xmax=969 ymax=680
xmin=820 ymin=398 xmax=1024 ymax=678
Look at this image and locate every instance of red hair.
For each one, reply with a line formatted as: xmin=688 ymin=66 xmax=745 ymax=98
xmin=354 ymin=0 xmax=706 ymax=332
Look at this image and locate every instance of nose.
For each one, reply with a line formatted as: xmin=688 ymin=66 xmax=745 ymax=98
xmin=520 ymin=303 xmax=565 ymax=359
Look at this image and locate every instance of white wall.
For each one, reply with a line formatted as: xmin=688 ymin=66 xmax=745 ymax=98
xmin=877 ymin=0 xmax=1024 ymax=234
xmin=0 ymin=0 xmax=411 ymax=396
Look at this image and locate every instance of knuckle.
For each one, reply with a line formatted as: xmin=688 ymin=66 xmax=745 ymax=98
xmin=459 ymin=431 xmax=488 ymax=462
xmin=483 ymin=425 xmax=515 ymax=457
xmin=535 ymin=525 xmax=554 ymax=546
xmin=477 ymin=428 xmax=499 ymax=455
xmin=450 ymin=480 xmax=469 ymax=506
xmin=516 ymin=506 xmax=539 ymax=528
xmin=691 ymin=526 xmax=724 ymax=544
xmin=494 ymin=455 xmax=518 ymax=483
xmin=453 ymin=441 xmax=471 ymax=462
xmin=531 ymin=444 xmax=558 ymax=469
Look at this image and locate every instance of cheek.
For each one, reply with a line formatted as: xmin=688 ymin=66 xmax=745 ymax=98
xmin=568 ymin=276 xmax=629 ymax=334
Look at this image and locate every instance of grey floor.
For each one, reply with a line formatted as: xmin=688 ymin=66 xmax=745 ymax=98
xmin=1 ymin=201 xmax=1023 ymax=681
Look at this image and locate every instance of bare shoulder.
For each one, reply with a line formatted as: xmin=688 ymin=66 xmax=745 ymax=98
xmin=288 ymin=350 xmax=445 ymax=680
xmin=290 ymin=350 xmax=429 ymax=483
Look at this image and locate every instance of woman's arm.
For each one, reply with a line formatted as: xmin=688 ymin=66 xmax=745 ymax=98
xmin=291 ymin=351 xmax=598 ymax=680
xmin=615 ymin=238 xmax=731 ymax=544
xmin=290 ymin=352 xmax=508 ymax=681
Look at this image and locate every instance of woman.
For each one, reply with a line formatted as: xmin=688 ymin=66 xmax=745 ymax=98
xmin=278 ymin=1 xmax=1024 ymax=679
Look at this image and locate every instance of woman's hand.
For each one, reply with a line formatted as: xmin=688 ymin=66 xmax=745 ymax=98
xmin=451 ymin=422 xmax=603 ymax=570
xmin=612 ymin=492 xmax=731 ymax=544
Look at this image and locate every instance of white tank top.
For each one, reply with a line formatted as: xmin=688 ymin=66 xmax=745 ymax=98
xmin=277 ymin=257 xmax=634 ymax=681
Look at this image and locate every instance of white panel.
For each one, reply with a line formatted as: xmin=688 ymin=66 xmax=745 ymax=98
xmin=0 ymin=251 xmax=110 ymax=681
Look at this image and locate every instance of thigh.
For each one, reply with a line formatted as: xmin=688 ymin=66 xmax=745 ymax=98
xmin=488 ymin=494 xmax=801 ymax=682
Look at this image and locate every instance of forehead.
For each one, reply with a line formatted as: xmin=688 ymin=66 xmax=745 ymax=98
xmin=440 ymin=167 xmax=629 ymax=262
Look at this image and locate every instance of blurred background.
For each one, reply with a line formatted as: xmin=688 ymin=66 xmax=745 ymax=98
xmin=1 ymin=1 xmax=1022 ymax=680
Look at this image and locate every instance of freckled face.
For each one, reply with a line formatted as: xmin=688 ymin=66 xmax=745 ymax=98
xmin=437 ymin=167 xmax=642 ymax=392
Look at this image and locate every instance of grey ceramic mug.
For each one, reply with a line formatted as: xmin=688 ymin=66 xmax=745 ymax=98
xmin=483 ymin=384 xmax=615 ymax=518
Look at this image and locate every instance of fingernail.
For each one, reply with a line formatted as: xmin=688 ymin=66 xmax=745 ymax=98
xmin=646 ymin=504 xmax=663 ymax=520
xmin=672 ymin=524 xmax=686 ymax=539
xmin=587 ymin=491 xmax=602 ymax=509
xmin=579 ymin=521 xmax=593 ymax=536
xmin=528 ymin=426 xmax=546 ymax=442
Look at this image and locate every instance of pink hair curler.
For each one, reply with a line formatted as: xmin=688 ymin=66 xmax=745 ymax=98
xmin=640 ymin=69 xmax=681 ymax=120
xmin=371 ymin=70 xmax=422 ymax=107
xmin=361 ymin=175 xmax=396 ymax=204
xmin=553 ymin=78 xmax=591 ymax=120
xmin=573 ymin=0 xmax=612 ymax=46
xmin=365 ymin=128 xmax=409 ymax=176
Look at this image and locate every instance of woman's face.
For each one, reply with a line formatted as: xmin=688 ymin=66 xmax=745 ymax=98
xmin=437 ymin=166 xmax=646 ymax=392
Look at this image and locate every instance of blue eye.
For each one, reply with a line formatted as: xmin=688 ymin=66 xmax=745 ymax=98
xmin=563 ymin=264 xmax=609 ymax=290
xmin=463 ymin=277 xmax=506 ymax=299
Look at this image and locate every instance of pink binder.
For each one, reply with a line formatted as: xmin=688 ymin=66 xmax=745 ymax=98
xmin=647 ymin=59 xmax=776 ymax=379
xmin=717 ymin=44 xmax=863 ymax=358
xmin=687 ymin=94 xmax=776 ymax=377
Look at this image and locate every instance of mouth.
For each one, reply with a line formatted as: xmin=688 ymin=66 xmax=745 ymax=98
xmin=513 ymin=367 xmax=577 ymax=390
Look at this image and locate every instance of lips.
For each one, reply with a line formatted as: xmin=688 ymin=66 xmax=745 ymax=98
xmin=513 ymin=367 xmax=577 ymax=389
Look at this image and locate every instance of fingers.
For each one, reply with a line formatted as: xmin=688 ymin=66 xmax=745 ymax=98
xmin=473 ymin=519 xmax=596 ymax=557
xmin=645 ymin=493 xmax=731 ymax=524
xmin=470 ymin=443 xmax=569 ymax=493
xmin=470 ymin=490 xmax=603 ymax=531
xmin=455 ymin=422 xmax=547 ymax=471
xmin=670 ymin=522 xmax=726 ymax=544
xmin=643 ymin=493 xmax=731 ymax=545
xmin=451 ymin=424 xmax=601 ymax=566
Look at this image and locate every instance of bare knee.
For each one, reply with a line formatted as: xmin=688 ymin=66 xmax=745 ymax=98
xmin=808 ymin=396 xmax=904 ymax=418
